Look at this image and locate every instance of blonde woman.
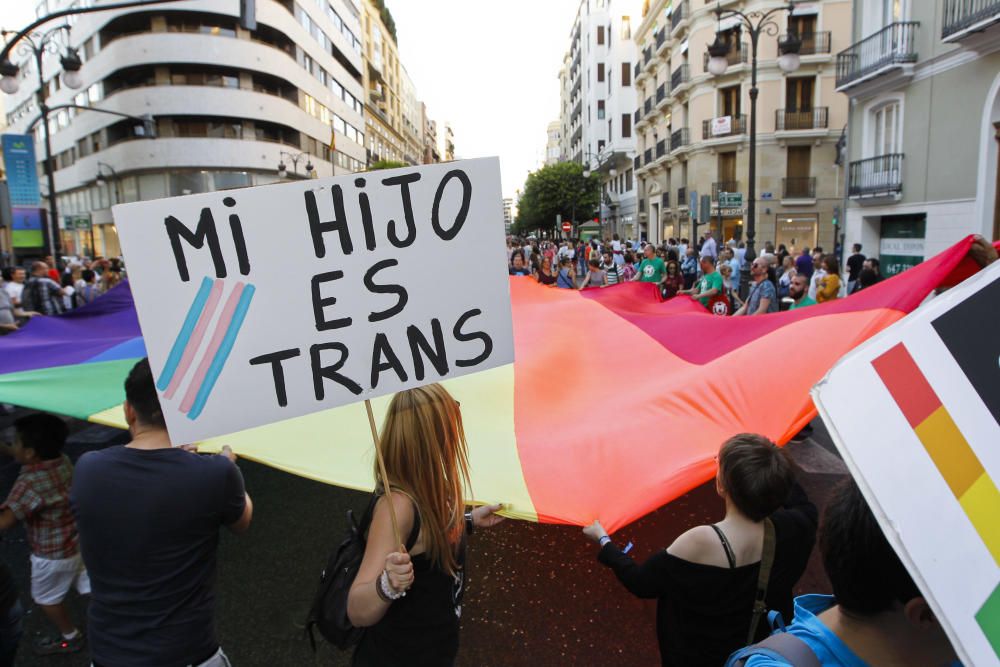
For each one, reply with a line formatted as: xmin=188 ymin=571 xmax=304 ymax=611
xmin=347 ymin=384 xmax=504 ymax=666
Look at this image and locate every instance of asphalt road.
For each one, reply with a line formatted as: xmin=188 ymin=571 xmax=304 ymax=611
xmin=0 ymin=413 xmax=846 ymax=667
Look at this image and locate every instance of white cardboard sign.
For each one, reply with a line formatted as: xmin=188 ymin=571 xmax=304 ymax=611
xmin=113 ymin=158 xmax=514 ymax=444
xmin=812 ymin=261 xmax=1000 ymax=667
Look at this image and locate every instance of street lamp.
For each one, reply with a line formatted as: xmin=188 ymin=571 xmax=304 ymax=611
xmin=277 ymin=151 xmax=314 ymax=178
xmin=706 ymin=1 xmax=800 ymax=297
xmin=0 ymin=24 xmax=82 ymax=257
xmin=582 ymin=150 xmax=617 ymax=238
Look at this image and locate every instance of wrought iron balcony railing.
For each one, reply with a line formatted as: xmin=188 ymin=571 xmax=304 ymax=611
xmin=848 ymin=154 xmax=904 ymax=198
xmin=836 ymin=22 xmax=918 ymax=89
xmin=775 ymin=107 xmax=829 ymax=131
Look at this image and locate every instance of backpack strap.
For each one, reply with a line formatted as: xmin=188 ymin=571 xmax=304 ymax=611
xmin=728 ymin=632 xmax=822 ymax=667
xmin=747 ymin=518 xmax=776 ymax=644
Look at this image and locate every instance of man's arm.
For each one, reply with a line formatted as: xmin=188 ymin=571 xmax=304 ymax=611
xmin=753 ymin=297 xmax=771 ymax=315
xmin=228 ymin=492 xmax=253 ymax=534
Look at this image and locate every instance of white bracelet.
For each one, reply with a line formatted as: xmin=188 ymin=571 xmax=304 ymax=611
xmin=379 ymin=569 xmax=406 ymax=600
xmin=599 ymin=535 xmax=612 ymax=547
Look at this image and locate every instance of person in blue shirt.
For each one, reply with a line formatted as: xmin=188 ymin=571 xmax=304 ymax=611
xmin=727 ymin=480 xmax=960 ymax=667
xmin=508 ymin=251 xmax=530 ymax=276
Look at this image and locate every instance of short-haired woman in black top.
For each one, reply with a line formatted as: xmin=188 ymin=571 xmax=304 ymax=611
xmin=582 ymin=433 xmax=817 ymax=667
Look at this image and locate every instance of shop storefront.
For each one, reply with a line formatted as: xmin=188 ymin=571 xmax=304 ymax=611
xmin=879 ymin=214 xmax=925 ymax=277
xmin=775 ymin=215 xmax=818 ymax=255
xmin=709 ymin=206 xmax=746 ymax=243
xmin=60 ymin=214 xmax=94 ymax=258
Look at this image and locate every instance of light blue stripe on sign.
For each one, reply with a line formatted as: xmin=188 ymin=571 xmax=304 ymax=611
xmin=187 ymin=284 xmax=256 ymax=420
xmin=157 ymin=276 xmax=213 ymax=391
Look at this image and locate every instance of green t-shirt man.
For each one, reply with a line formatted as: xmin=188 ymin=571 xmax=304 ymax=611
xmin=637 ymin=257 xmax=666 ymax=283
xmin=789 ymin=295 xmax=817 ymax=310
xmin=695 ymin=270 xmax=724 ymax=308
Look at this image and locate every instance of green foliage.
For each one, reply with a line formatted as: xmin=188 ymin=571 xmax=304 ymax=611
xmin=374 ymin=0 xmax=397 ymax=42
xmin=368 ymin=160 xmax=408 ymax=171
xmin=514 ymin=162 xmax=601 ymax=234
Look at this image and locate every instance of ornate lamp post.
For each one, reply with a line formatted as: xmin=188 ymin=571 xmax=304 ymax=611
xmin=1 ymin=25 xmax=83 ymax=256
xmin=706 ymin=2 xmax=801 ymax=296
xmin=277 ymin=151 xmax=315 ymax=178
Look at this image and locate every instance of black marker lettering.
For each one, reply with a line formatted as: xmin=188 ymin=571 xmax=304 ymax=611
xmin=223 ymin=197 xmax=251 ymax=276
xmin=311 ymin=271 xmax=352 ymax=331
xmin=453 ymin=308 xmax=493 ymax=367
xmin=363 ymin=259 xmax=408 ymax=322
xmin=304 ymin=187 xmax=353 ymax=258
xmin=249 ymin=348 xmax=301 ymax=407
xmin=310 ymin=342 xmax=362 ymax=398
xmin=371 ymin=332 xmax=408 ymax=389
xmin=164 ymin=208 xmax=226 ymax=282
xmin=431 ymin=169 xmax=472 ymax=241
xmin=382 ymin=172 xmax=421 ymax=248
xmin=406 ymin=319 xmax=448 ymax=381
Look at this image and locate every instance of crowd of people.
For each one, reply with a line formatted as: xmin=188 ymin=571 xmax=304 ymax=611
xmin=506 ymin=234 xmax=886 ymax=316
xmin=0 ymin=255 xmax=125 ymax=334
xmin=0 ymin=235 xmax=992 ymax=666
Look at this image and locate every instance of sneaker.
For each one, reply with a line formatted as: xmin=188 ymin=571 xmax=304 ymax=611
xmin=33 ymin=632 xmax=85 ymax=655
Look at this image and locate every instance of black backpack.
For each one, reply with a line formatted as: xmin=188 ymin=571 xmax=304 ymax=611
xmin=305 ymin=493 xmax=378 ymax=651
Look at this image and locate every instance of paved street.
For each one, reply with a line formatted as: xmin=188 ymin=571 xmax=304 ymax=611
xmin=0 ymin=411 xmax=845 ymax=666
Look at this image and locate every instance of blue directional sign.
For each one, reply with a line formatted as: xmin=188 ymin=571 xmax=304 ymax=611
xmin=2 ymin=134 xmax=41 ymax=207
xmin=689 ymin=190 xmax=698 ymax=221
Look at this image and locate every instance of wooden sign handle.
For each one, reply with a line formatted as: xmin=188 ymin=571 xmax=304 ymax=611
xmin=365 ymin=399 xmax=403 ymax=551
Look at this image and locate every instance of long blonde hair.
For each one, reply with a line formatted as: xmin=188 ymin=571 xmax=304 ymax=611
xmin=377 ymin=383 xmax=471 ymax=575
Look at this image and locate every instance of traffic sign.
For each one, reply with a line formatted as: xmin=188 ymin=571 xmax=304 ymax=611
xmin=562 ymin=221 xmax=572 ymax=232
xmin=719 ymin=192 xmax=743 ymax=208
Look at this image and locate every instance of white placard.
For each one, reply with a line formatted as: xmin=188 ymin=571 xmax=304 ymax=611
xmin=812 ymin=262 xmax=1000 ymax=667
xmin=113 ymin=158 xmax=514 ymax=444
xmin=711 ymin=115 xmax=733 ymax=136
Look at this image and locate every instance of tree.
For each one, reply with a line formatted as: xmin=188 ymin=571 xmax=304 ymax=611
xmin=368 ymin=160 xmax=408 ymax=171
xmin=514 ymin=162 xmax=600 ymax=235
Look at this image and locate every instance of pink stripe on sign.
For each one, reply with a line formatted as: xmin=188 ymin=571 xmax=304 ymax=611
xmin=179 ymin=282 xmax=245 ymax=414
xmin=164 ymin=279 xmax=225 ymax=400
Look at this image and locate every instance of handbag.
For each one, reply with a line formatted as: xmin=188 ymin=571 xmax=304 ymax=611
xmin=747 ymin=518 xmax=776 ymax=643
xmin=305 ymin=493 xmax=378 ymax=651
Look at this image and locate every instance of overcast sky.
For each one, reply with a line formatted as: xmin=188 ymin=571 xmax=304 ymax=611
xmin=385 ymin=0 xmax=579 ymax=199
xmin=2 ymin=1 xmax=580 ymax=199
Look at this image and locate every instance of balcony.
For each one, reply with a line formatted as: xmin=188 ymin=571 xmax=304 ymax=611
xmin=634 ymin=109 xmax=641 ymax=126
xmin=775 ymin=107 xmax=829 ymax=132
xmin=671 ymin=2 xmax=689 ymax=33
xmin=702 ymin=43 xmax=748 ymax=72
xmin=671 ymin=64 xmax=690 ymax=92
xmin=655 ymin=82 xmax=668 ymax=108
xmin=643 ymin=96 xmax=654 ymax=118
xmin=634 ymin=62 xmax=641 ymax=80
xmin=780 ymin=31 xmax=832 ymax=56
xmin=943 ymin=0 xmax=1000 ymax=41
xmin=643 ymin=148 xmax=653 ymax=167
xmin=655 ymin=139 xmax=667 ymax=160
xmin=848 ymin=154 xmax=904 ymax=200
xmin=836 ymin=22 xmax=919 ymax=92
xmin=782 ymin=177 xmax=817 ymax=200
xmin=634 ymin=155 xmax=642 ymax=171
xmin=643 ymin=46 xmax=655 ymax=71
xmin=670 ymin=127 xmax=690 ymax=152
xmin=702 ymin=114 xmax=747 ymax=140
xmin=712 ymin=181 xmax=740 ymax=201
xmin=655 ymin=29 xmax=667 ymax=53
xmin=677 ymin=186 xmax=688 ymax=208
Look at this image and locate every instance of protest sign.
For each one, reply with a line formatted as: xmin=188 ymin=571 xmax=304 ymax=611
xmin=113 ymin=158 xmax=514 ymax=445
xmin=813 ymin=261 xmax=1000 ymax=666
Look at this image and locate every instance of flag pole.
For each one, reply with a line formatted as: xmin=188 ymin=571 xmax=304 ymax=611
xmin=365 ymin=399 xmax=403 ymax=550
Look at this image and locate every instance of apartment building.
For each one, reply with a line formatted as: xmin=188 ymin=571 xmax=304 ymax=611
xmin=439 ymin=121 xmax=455 ymax=161
xmin=399 ymin=65 xmax=424 ymax=165
xmin=421 ymin=104 xmax=440 ymax=164
xmin=2 ymin=0 xmax=368 ymax=257
xmin=546 ymin=120 xmax=562 ymax=164
xmin=839 ymin=0 xmax=1000 ymax=274
xmin=631 ymin=0 xmax=850 ymax=249
xmin=559 ymin=0 xmax=642 ymax=238
xmin=360 ymin=0 xmax=406 ymax=164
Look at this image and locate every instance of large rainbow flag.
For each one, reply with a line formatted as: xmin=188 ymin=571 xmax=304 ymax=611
xmin=0 ymin=236 xmax=992 ymax=531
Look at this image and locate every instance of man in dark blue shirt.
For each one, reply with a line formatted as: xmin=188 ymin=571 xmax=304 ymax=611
xmin=71 ymin=359 xmax=253 ymax=667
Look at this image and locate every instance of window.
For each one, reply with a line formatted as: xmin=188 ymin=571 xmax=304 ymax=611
xmin=597 ymin=26 xmax=605 ymax=45
xmin=622 ymin=113 xmax=631 ymax=138
xmin=597 ymin=100 xmax=605 ymax=120
xmin=787 ymin=146 xmax=811 ymax=176
xmin=598 ymin=140 xmax=605 ymax=152
xmin=622 ymin=62 xmax=631 ymax=86
xmin=786 ymin=77 xmax=814 ymax=113
xmin=621 ymin=16 xmax=631 ymax=40
xmin=597 ymin=63 xmax=605 ymax=82
xmin=720 ymin=85 xmax=740 ymax=117
xmin=626 ymin=168 xmax=633 ymax=191
xmin=872 ymin=101 xmax=900 ymax=155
